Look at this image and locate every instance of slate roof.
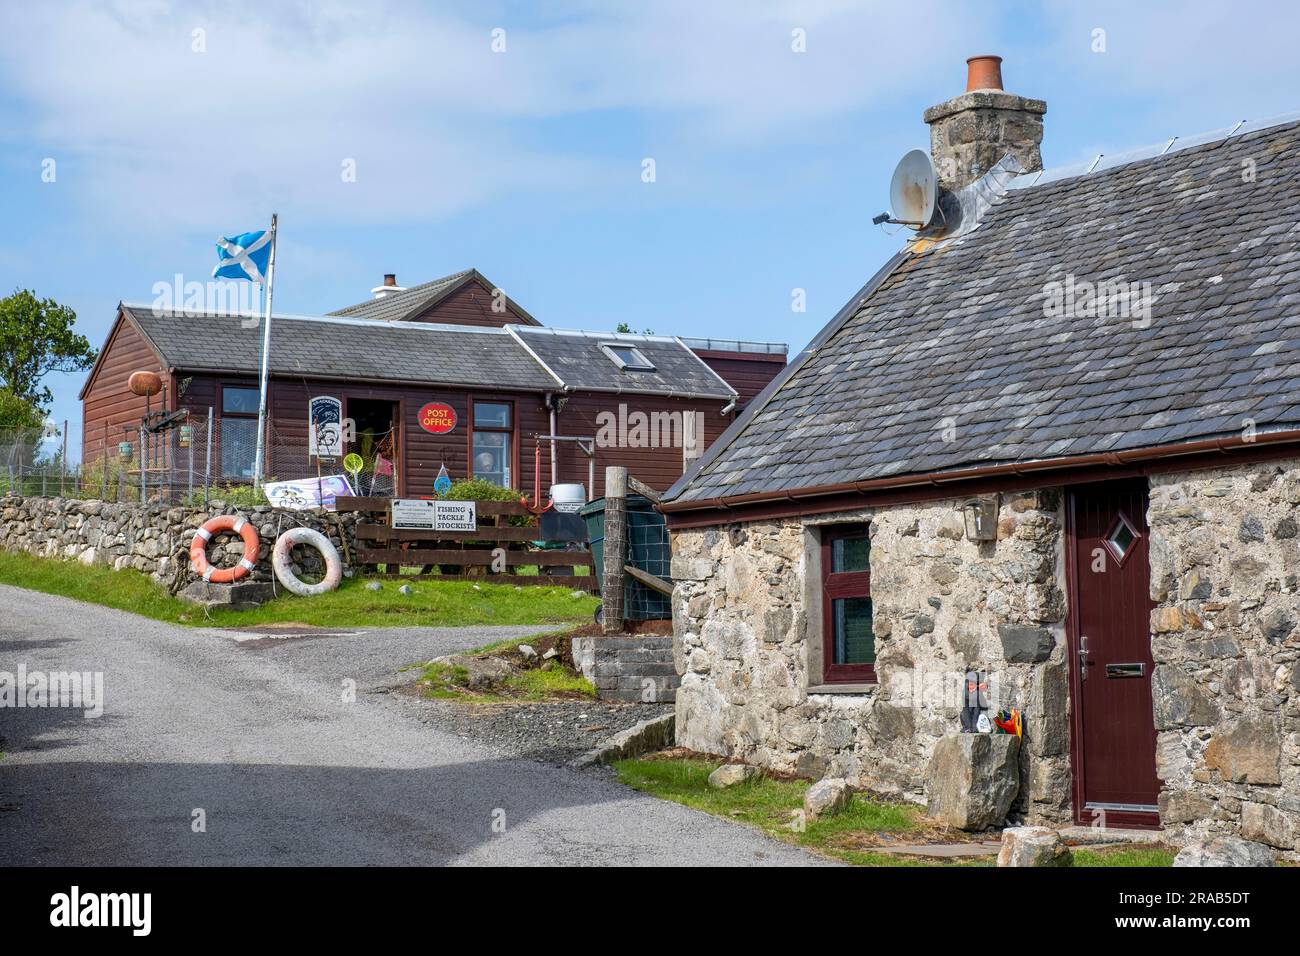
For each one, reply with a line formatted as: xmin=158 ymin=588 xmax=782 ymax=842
xmin=510 ymin=327 xmax=738 ymax=399
xmin=666 ymin=115 xmax=1300 ymax=503
xmin=120 ymin=305 xmax=558 ymax=390
xmin=328 ymin=269 xmax=540 ymax=324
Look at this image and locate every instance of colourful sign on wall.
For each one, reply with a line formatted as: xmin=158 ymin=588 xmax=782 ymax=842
xmin=418 ymin=402 xmax=458 ymax=434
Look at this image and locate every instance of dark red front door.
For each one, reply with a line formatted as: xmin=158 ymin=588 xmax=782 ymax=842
xmin=1067 ymin=480 xmax=1160 ymax=829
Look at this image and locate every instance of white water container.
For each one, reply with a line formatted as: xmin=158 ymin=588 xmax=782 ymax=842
xmin=550 ymin=483 xmax=587 ymax=513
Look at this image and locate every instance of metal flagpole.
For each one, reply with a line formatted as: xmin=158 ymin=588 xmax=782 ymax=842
xmin=252 ymin=213 xmax=278 ymax=492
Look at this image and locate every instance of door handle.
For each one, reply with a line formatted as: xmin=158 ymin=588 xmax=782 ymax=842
xmin=1079 ymin=634 xmax=1089 ymax=682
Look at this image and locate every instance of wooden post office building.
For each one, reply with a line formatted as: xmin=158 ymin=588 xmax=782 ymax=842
xmin=80 ymin=269 xmax=786 ymax=498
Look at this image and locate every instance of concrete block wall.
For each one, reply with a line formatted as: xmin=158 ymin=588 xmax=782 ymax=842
xmin=572 ymin=635 xmax=679 ymax=703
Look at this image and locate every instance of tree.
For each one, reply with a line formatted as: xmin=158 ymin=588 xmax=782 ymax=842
xmin=0 ymin=289 xmax=96 ymax=411
xmin=615 ymin=322 xmax=655 ymax=335
xmin=0 ymin=387 xmax=43 ymax=431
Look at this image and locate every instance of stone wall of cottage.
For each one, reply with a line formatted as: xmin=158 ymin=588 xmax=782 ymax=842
xmin=1148 ymin=460 xmax=1300 ymax=859
xmin=670 ymin=489 xmax=1072 ymax=824
xmin=0 ymin=495 xmax=359 ymax=586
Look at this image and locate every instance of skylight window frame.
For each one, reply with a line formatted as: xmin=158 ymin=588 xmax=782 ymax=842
xmin=599 ymin=342 xmax=656 ymax=372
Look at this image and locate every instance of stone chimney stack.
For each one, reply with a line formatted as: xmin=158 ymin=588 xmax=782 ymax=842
xmin=923 ymin=55 xmax=1046 ymax=191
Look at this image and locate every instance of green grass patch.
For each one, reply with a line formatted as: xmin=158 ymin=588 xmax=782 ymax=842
xmin=505 ymin=665 xmax=596 ymax=700
xmin=413 ymin=649 xmax=596 ymax=703
xmin=1072 ymin=845 xmax=1175 ymax=867
xmin=613 ymin=756 xmax=1177 ymax=868
xmin=0 ymin=550 xmax=598 ymax=629
xmin=613 ymin=757 xmax=943 ymax=866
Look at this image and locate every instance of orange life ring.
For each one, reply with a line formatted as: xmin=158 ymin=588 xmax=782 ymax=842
xmin=190 ymin=515 xmax=260 ymax=583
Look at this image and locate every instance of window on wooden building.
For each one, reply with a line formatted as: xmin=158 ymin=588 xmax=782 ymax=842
xmin=821 ymin=529 xmax=875 ymax=683
xmin=471 ymin=401 xmax=513 ymax=488
xmin=219 ymin=385 xmax=260 ymax=478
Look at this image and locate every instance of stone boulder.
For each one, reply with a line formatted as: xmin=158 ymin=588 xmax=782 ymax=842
xmin=926 ymin=733 xmax=1021 ymax=831
xmin=179 ymin=579 xmax=274 ymax=610
xmin=708 ymin=764 xmax=761 ymax=788
xmin=997 ymin=826 xmax=1073 ymax=867
xmin=1240 ymin=802 xmax=1298 ymax=850
xmin=1203 ymin=716 xmax=1282 ymax=785
xmin=432 ymin=654 xmax=515 ymax=689
xmin=804 ymin=778 xmax=852 ymax=820
xmin=1173 ymin=836 xmax=1275 ymax=867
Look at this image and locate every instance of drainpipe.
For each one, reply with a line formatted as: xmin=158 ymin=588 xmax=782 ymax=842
xmin=546 ymin=393 xmax=558 ymax=489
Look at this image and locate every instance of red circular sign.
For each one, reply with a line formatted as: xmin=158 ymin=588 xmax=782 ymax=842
xmin=417 ymin=402 xmax=457 ymax=434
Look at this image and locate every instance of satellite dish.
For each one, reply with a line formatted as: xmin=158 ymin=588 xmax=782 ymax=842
xmin=888 ymin=149 xmax=938 ymax=229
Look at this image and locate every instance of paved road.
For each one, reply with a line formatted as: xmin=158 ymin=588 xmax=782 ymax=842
xmin=0 ymin=585 xmax=822 ymax=866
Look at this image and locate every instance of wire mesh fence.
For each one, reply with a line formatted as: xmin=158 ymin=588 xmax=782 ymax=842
xmin=0 ymin=425 xmax=72 ymax=498
xmin=6 ymin=413 xmax=402 ymax=507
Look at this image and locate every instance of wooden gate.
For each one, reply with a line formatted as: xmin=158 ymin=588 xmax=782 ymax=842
xmin=334 ymin=496 xmax=596 ymax=589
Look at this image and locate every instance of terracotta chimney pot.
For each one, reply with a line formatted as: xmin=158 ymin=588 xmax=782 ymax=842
xmin=965 ymin=55 xmax=1004 ymax=92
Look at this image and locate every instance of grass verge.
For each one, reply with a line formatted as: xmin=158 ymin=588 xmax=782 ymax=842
xmin=1072 ymin=845 xmax=1176 ymax=867
xmin=613 ymin=756 xmax=942 ymax=866
xmin=413 ymin=631 xmax=597 ymax=702
xmin=0 ymin=551 xmax=599 ymax=629
xmin=613 ymin=755 xmax=1177 ymax=868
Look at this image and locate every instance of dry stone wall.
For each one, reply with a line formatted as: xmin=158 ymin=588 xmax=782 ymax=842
xmin=1148 ymin=460 xmax=1300 ymax=859
xmin=670 ymin=489 xmax=1071 ymax=824
xmin=0 ymin=495 xmax=358 ymax=587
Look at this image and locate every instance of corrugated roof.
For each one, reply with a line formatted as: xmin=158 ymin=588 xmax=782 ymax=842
xmin=667 ymin=115 xmax=1300 ymax=503
xmin=509 ymin=327 xmax=738 ymax=399
xmin=120 ymin=305 xmax=558 ymax=391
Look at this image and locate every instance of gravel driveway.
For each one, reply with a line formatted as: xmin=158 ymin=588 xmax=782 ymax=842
xmin=0 ymin=585 xmax=824 ymax=866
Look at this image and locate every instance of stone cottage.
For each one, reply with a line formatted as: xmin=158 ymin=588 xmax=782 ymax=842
xmin=659 ymin=56 xmax=1300 ymax=854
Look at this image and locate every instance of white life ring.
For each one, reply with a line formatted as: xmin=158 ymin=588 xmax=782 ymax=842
xmin=272 ymin=527 xmax=343 ymax=597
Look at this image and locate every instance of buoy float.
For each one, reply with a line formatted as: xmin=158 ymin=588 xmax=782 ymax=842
xmin=127 ymin=370 xmax=163 ymax=397
xmin=190 ymin=515 xmax=260 ymax=583
xmin=271 ymin=527 xmax=343 ymax=597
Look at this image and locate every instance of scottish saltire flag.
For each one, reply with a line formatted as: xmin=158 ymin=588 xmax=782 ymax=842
xmin=213 ymin=230 xmax=272 ymax=283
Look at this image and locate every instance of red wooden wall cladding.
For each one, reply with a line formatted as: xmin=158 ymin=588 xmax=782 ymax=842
xmin=137 ymin=373 xmax=735 ymax=499
xmin=692 ymin=350 xmax=785 ymax=406
xmin=406 ymin=280 xmax=534 ymax=327
xmin=81 ymin=319 xmax=167 ymax=465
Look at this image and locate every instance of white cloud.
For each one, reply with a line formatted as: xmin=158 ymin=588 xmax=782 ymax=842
xmin=0 ymin=0 xmax=989 ymax=230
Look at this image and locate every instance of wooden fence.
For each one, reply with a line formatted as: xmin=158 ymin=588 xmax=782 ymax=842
xmin=334 ymin=496 xmax=597 ymax=590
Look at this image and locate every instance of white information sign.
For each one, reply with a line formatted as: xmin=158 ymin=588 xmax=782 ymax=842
xmin=390 ymin=499 xmax=477 ymax=533
xmin=434 ymin=500 xmax=476 ymax=532
xmin=391 ymin=498 xmax=436 ymax=530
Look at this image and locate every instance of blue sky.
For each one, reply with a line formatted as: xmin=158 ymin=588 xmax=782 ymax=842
xmin=3 ymin=0 xmax=1299 ymax=459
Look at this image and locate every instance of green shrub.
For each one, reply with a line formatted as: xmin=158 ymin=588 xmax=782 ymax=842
xmin=191 ymin=481 xmax=269 ymax=507
xmin=71 ymin=455 xmax=128 ymax=500
xmin=441 ymin=479 xmax=535 ymax=526
xmin=440 ymin=478 xmax=524 ymax=503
